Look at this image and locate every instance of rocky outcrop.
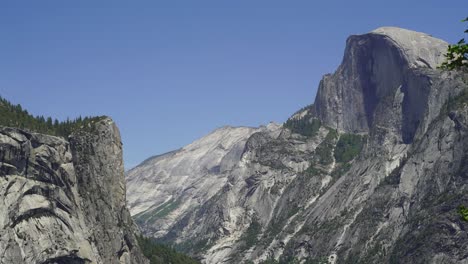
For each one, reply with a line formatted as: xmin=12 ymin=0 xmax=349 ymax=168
xmin=314 ymin=27 xmax=448 ymax=137
xmin=0 ymin=118 xmax=148 ymax=264
xmin=127 ymin=27 xmax=468 ymax=264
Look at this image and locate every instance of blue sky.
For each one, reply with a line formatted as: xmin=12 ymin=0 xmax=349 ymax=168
xmin=0 ymin=1 xmax=466 ymax=169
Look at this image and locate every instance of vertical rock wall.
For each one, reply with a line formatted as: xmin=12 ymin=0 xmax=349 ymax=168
xmin=0 ymin=118 xmax=148 ymax=264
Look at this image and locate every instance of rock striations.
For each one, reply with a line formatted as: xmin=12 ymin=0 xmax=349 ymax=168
xmin=314 ymin=27 xmax=449 ymax=135
xmin=0 ymin=118 xmax=148 ymax=263
xmin=126 ymin=27 xmax=468 ymax=263
xmin=126 ymin=124 xmax=281 ymax=238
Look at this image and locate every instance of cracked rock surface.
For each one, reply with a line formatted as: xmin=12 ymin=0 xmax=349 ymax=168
xmin=0 ymin=118 xmax=148 ymax=264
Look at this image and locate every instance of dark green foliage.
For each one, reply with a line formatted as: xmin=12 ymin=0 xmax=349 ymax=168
xmin=303 ymin=257 xmax=329 ymax=264
xmin=316 ymin=217 xmax=342 ymax=234
xmin=334 ymin=134 xmax=366 ymax=163
xmin=284 ymin=106 xmax=321 ymax=138
xmin=135 ymin=199 xmax=181 ymax=224
xmin=353 ymin=241 xmax=387 ymax=264
xmin=314 ymin=129 xmax=338 ymax=165
xmin=287 ymin=205 xmax=300 ymax=218
xmin=0 ymin=96 xmax=104 ymax=137
xmin=265 ymin=219 xmax=284 ymax=240
xmin=239 ymin=218 xmax=262 ymax=250
xmin=331 ymin=162 xmax=352 ymax=178
xmin=170 ymin=238 xmax=211 ymax=254
xmin=381 ymin=156 xmax=407 ymax=186
xmin=137 ymin=235 xmax=200 ymax=264
xmin=458 ymin=205 xmax=468 ymax=221
xmin=278 ymin=255 xmax=304 ymax=264
xmin=440 ymin=17 xmax=468 ymax=70
xmin=284 ymin=118 xmax=321 ymax=138
xmin=440 ymin=39 xmax=468 ymax=70
xmin=255 ymin=138 xmax=292 ymax=170
xmin=303 ymin=165 xmax=326 ymax=177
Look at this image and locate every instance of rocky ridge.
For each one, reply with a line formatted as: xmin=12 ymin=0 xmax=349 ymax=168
xmin=126 ymin=123 xmax=281 ymax=238
xmin=127 ymin=27 xmax=468 ymax=264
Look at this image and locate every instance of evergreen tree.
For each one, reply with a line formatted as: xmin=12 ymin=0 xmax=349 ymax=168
xmin=0 ymin=95 xmax=104 ymax=138
xmin=440 ymin=17 xmax=468 ymax=70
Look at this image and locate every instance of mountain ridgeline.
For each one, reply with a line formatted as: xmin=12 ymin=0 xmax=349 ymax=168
xmin=126 ymin=27 xmax=468 ymax=264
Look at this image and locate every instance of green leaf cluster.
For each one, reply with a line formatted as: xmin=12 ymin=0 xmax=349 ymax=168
xmin=458 ymin=205 xmax=468 ymax=221
xmin=440 ymin=17 xmax=468 ymax=70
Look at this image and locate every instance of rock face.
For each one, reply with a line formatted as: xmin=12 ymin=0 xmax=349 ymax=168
xmin=126 ymin=124 xmax=281 ymax=237
xmin=314 ymin=27 xmax=448 ymax=136
xmin=127 ymin=27 xmax=468 ymax=263
xmin=0 ymin=118 xmax=148 ymax=264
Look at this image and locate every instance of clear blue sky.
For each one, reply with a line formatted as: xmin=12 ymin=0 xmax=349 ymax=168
xmin=0 ymin=1 xmax=466 ymax=169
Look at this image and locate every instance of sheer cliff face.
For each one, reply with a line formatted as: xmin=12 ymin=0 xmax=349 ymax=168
xmin=127 ymin=27 xmax=468 ymax=264
xmin=314 ymin=27 xmax=448 ymax=139
xmin=0 ymin=118 xmax=147 ymax=264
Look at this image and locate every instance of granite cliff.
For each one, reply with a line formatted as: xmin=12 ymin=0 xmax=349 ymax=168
xmin=127 ymin=27 xmax=468 ymax=263
xmin=0 ymin=117 xmax=149 ymax=263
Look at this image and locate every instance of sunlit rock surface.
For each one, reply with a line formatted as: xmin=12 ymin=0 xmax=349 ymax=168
xmin=0 ymin=118 xmax=148 ymax=264
xmin=126 ymin=124 xmax=281 ymax=237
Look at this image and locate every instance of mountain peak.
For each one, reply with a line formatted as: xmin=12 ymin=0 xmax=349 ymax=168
xmin=126 ymin=124 xmax=261 ymax=217
xmin=314 ymin=26 xmax=450 ymax=135
xmin=369 ymin=26 xmax=448 ymax=69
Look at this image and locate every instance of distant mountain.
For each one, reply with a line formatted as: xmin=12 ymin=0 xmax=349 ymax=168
xmin=126 ymin=27 xmax=468 ymax=264
xmin=126 ymin=124 xmax=281 ymax=236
